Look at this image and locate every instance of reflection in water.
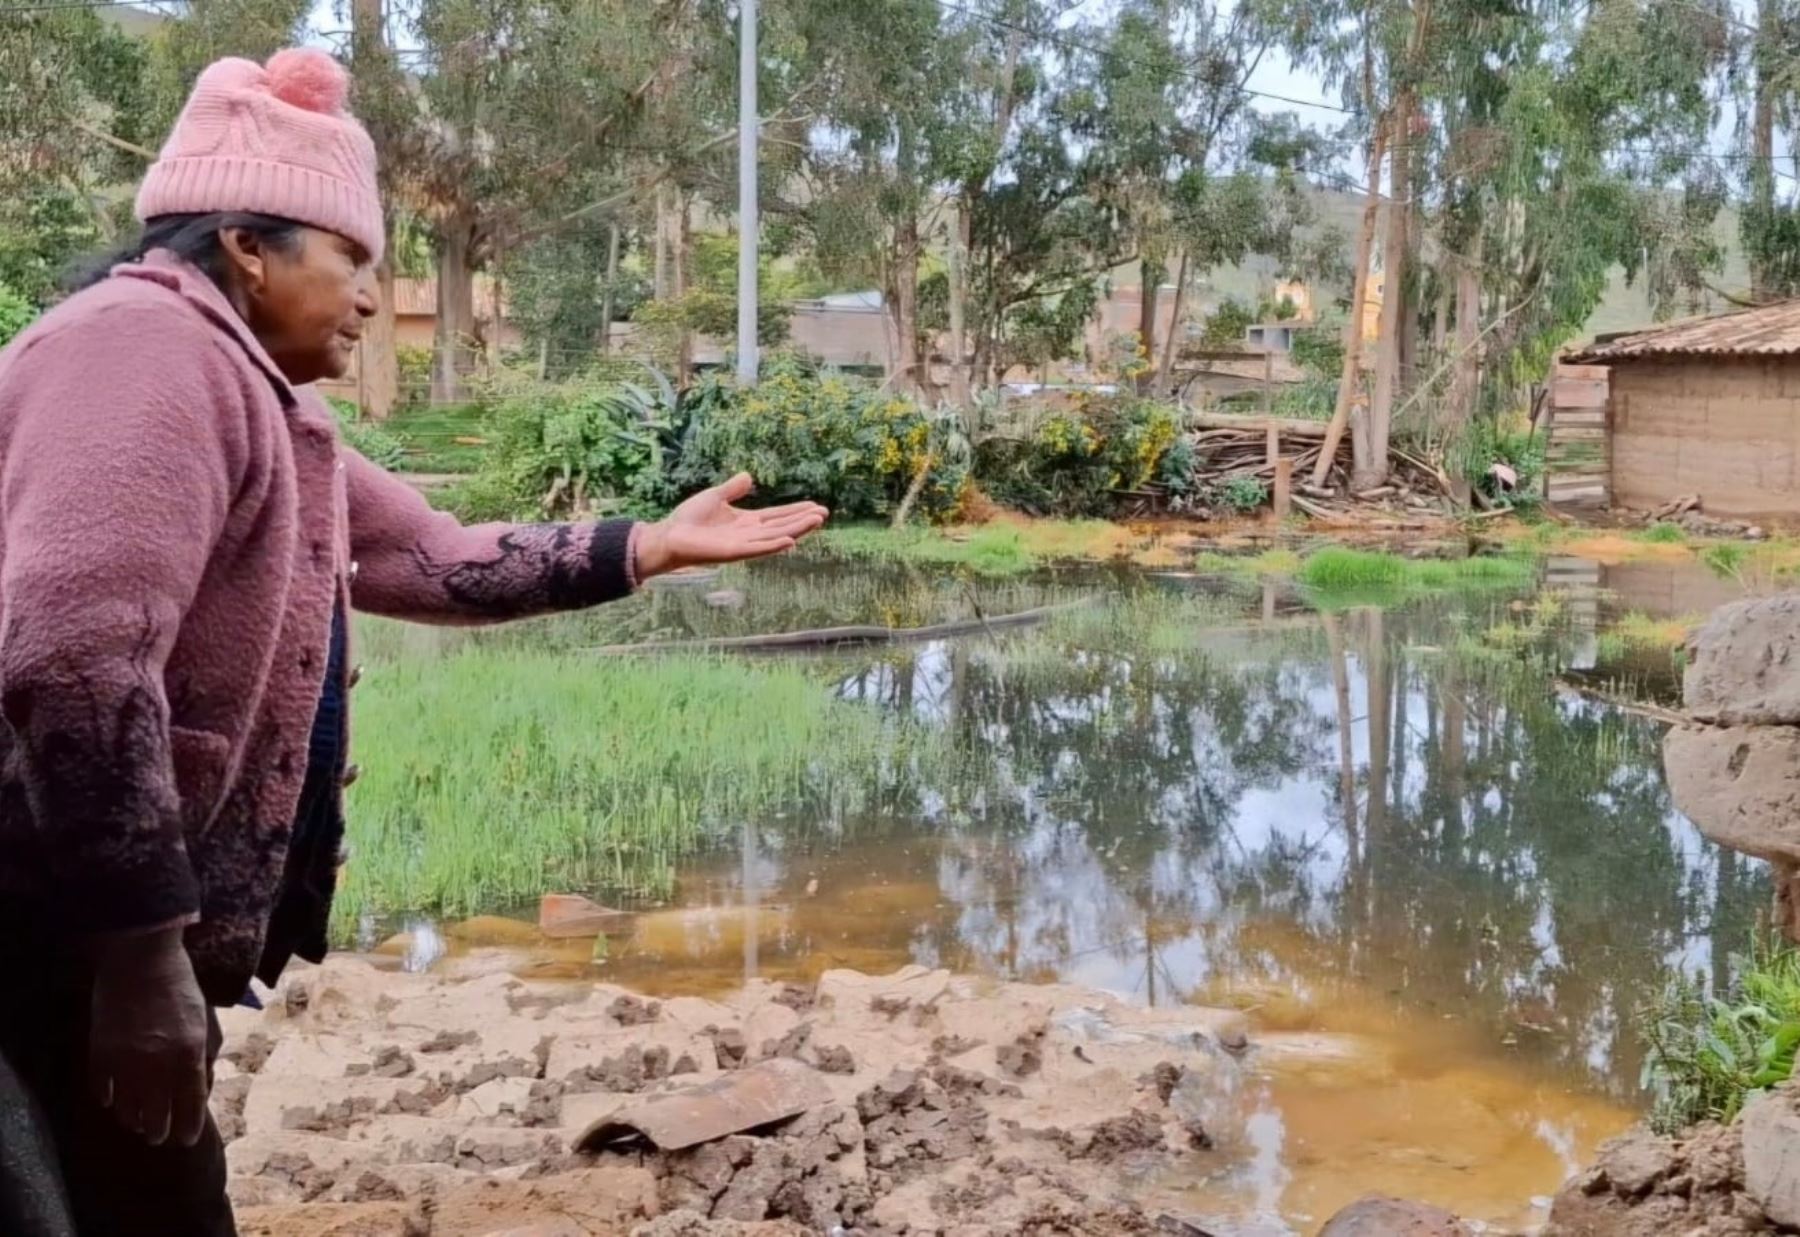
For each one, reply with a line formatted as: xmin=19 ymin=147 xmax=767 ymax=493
xmin=363 ymin=559 xmax=1768 ymax=1230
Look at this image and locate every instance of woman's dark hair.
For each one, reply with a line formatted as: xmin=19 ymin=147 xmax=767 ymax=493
xmin=65 ymin=212 xmax=303 ymax=294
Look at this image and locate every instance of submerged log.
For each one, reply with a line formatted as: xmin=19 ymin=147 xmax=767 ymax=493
xmin=587 ymin=597 xmax=1099 ymax=655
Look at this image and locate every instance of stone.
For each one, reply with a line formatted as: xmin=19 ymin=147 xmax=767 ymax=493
xmin=1595 ymin=1129 xmax=1680 ymax=1197
xmin=1664 ymin=725 xmax=1800 ymax=865
xmin=1743 ymin=1086 xmax=1800 ymax=1227
xmin=538 ymin=893 xmax=635 ymax=940
xmin=1318 ymin=1196 xmax=1472 ymax=1236
xmin=1683 ymin=594 xmax=1800 ymax=725
xmin=704 ymin=589 xmax=747 ymax=609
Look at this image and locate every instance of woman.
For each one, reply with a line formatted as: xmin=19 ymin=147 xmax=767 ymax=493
xmin=0 ymin=48 xmax=826 ymax=1236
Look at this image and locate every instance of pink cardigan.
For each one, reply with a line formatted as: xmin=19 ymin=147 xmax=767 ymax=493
xmin=0 ymin=253 xmax=638 ymax=1002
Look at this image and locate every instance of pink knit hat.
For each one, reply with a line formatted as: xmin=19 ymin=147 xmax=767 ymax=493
xmin=136 ymin=48 xmax=384 ymax=263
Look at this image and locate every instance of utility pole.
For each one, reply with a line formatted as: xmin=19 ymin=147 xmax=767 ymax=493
xmin=736 ymin=0 xmax=759 ymax=385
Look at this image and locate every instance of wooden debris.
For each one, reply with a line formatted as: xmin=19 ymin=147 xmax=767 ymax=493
xmin=1173 ymin=414 xmax=1462 ymax=520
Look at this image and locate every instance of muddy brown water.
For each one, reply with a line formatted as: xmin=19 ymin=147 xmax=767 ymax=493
xmin=352 ymin=546 xmax=1775 ymax=1234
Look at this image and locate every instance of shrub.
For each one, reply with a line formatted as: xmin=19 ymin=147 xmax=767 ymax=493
xmin=0 ymin=282 xmax=36 ymax=348
xmin=672 ymin=359 xmax=965 ymax=521
xmin=1452 ymin=418 xmax=1546 ymax=508
xmin=977 ymin=396 xmax=1177 ymax=516
xmin=329 ymin=397 xmax=407 ymax=470
xmin=1205 ymin=474 xmax=1269 ymax=513
xmin=1642 ymin=941 xmax=1800 ymax=1134
xmin=1640 ymin=522 xmax=1689 ymax=544
xmin=455 ymin=376 xmax=680 ymax=522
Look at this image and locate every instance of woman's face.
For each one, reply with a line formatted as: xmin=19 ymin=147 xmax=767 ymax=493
xmin=225 ymin=225 xmax=377 ymax=387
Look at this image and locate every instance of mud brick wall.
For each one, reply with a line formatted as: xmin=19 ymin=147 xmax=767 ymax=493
xmin=1610 ymin=357 xmax=1800 ymax=518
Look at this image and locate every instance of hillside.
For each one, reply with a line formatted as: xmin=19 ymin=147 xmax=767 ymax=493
xmin=1109 ymin=187 xmax=1751 ymax=344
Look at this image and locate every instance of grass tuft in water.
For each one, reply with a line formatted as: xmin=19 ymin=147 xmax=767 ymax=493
xmin=1609 ymin=611 xmax=1695 ymax=651
xmin=1296 ymin=547 xmax=1533 ymax=608
xmin=1637 ymin=522 xmax=1689 ymax=545
xmin=812 ymin=521 xmax=1124 ymax=576
xmin=1643 ymin=940 xmax=1800 ymax=1133
xmin=1701 ymin=542 xmax=1751 ymax=579
xmin=1193 ymin=548 xmax=1304 ymax=577
xmin=338 ymin=636 xmax=941 ymax=926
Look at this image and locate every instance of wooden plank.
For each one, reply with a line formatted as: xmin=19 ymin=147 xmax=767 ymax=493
xmin=1550 ymin=428 xmax=1609 ymax=442
xmin=1273 ymin=457 xmax=1293 ymax=519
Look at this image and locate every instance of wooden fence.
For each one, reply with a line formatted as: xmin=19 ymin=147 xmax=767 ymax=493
xmin=1543 ymin=362 xmax=1611 ymax=508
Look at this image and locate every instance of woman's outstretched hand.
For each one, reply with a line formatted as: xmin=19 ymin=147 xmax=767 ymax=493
xmin=634 ymin=473 xmax=828 ymax=580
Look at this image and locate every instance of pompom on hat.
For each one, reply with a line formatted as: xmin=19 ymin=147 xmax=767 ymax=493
xmin=135 ymin=48 xmax=384 ymax=263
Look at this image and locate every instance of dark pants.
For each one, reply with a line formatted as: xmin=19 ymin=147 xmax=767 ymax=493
xmin=0 ymin=940 xmax=235 ymax=1237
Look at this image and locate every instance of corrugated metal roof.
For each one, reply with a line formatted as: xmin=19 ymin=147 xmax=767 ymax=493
xmin=1567 ymin=300 xmax=1800 ymax=362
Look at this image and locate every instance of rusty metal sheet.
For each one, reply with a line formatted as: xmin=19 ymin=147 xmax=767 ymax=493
xmin=576 ymin=1058 xmax=833 ymax=1152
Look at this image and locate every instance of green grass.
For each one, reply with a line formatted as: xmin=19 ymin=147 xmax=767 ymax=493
xmin=386 ymin=403 xmax=492 ymax=474
xmin=1637 ymin=522 xmax=1689 ymax=545
xmin=1643 ymin=941 xmax=1800 ymax=1133
xmin=337 ymin=632 xmax=942 ymax=926
xmin=1295 ymin=547 xmax=1534 ymax=608
xmin=813 ymin=521 xmax=1121 ymax=577
xmin=1193 ymin=548 xmax=1304 ymax=577
xmin=1702 ymin=542 xmax=1751 ymax=579
xmin=1608 ymin=610 xmax=1695 ymax=651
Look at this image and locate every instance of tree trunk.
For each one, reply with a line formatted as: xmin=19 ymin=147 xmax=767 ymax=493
xmin=599 ymin=221 xmax=621 ymax=356
xmin=1136 ymin=259 xmax=1162 ymax=394
xmin=1446 ymin=232 xmax=1483 ymax=428
xmin=1156 ymin=250 xmax=1190 ymax=396
xmin=653 ymin=184 xmax=675 ymax=302
xmin=888 ymin=213 xmax=927 ymax=396
xmin=350 ymin=0 xmax=398 ymax=419
xmin=1313 ymin=114 xmax=1387 ymax=488
xmin=431 ymin=218 xmax=476 ymax=404
xmin=1361 ymin=94 xmax=1412 ymax=489
xmin=360 ymin=252 xmax=400 ymax=419
xmin=484 ymin=252 xmax=504 ymax=373
xmin=676 ymin=193 xmax=693 ymax=389
xmin=947 ymin=200 xmax=971 ymax=406
xmin=1753 ymin=0 xmax=1777 ymax=302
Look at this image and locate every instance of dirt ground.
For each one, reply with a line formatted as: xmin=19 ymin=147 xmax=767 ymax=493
xmin=217 ymin=955 xmax=1285 ymax=1236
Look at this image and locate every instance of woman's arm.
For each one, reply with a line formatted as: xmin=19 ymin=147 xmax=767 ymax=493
xmin=0 ymin=305 xmax=242 ymax=936
xmin=345 ymin=450 xmax=826 ymax=624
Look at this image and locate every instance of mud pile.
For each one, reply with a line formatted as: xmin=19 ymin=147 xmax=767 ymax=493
xmin=218 ymin=957 xmax=1263 ymax=1236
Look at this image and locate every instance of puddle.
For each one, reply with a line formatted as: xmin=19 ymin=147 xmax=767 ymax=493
xmin=347 ymin=550 xmax=1773 ymax=1232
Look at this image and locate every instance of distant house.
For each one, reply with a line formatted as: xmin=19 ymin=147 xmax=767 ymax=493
xmin=1567 ymin=301 xmax=1800 ymax=518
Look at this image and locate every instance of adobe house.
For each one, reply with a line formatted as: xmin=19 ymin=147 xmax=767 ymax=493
xmin=1567 ymin=301 xmax=1800 ymax=519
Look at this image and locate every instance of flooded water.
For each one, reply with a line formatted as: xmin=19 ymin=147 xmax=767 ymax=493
xmin=352 ymin=543 xmax=1773 ymax=1233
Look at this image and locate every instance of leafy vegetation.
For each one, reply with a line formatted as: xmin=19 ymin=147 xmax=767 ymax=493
xmin=1638 ymin=522 xmax=1690 ymax=545
xmin=672 ymin=360 xmax=967 ymax=521
xmin=0 ymin=282 xmax=35 ymax=348
xmin=329 ymin=397 xmax=406 ymax=471
xmin=1642 ymin=942 xmax=1800 ymax=1134
xmin=453 ymin=377 xmax=680 ymax=521
xmin=976 ymin=396 xmax=1178 ymax=516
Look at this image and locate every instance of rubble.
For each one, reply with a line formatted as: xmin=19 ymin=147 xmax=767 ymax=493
xmin=206 ymin=958 xmax=1269 ymax=1235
